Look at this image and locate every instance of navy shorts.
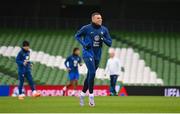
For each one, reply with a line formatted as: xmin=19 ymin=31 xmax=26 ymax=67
xmin=68 ymin=72 xmax=79 ymax=81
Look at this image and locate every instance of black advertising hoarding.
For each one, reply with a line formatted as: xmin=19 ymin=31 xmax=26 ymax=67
xmin=125 ymin=86 xmax=180 ymax=97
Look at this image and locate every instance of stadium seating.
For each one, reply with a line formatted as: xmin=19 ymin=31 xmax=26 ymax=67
xmin=0 ymin=29 xmax=106 ymax=85
xmin=0 ymin=29 xmax=179 ymax=86
xmin=113 ymin=31 xmax=180 ymax=86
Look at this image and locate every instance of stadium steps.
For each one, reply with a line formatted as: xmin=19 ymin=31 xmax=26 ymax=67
xmin=0 ymin=72 xmax=19 ymax=85
xmin=0 ymin=55 xmax=105 ymax=85
xmin=114 ymin=32 xmax=179 ymax=63
xmin=112 ymin=31 xmax=180 ymax=86
xmin=0 ymin=29 xmax=179 ymax=86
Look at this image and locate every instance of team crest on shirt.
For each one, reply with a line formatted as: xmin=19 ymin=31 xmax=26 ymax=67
xmin=94 ymin=35 xmax=100 ymax=41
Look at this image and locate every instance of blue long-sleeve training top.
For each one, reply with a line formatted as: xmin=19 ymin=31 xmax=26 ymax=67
xmin=16 ymin=48 xmax=31 ymax=73
xmin=64 ymin=54 xmax=82 ymax=73
xmin=75 ymin=23 xmax=112 ymax=60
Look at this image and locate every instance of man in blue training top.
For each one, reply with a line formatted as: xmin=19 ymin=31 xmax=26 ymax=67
xmin=63 ymin=48 xmax=82 ymax=96
xmin=16 ymin=41 xmax=40 ymax=100
xmin=75 ymin=12 xmax=112 ymax=107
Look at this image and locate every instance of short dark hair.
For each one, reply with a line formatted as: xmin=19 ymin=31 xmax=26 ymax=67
xmin=91 ymin=12 xmax=101 ymax=17
xmin=22 ymin=40 xmax=30 ymax=47
xmin=73 ymin=47 xmax=80 ymax=54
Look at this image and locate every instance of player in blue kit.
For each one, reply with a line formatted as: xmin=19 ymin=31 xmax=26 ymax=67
xmin=16 ymin=41 xmax=40 ymax=100
xmin=63 ymin=48 xmax=82 ymax=96
xmin=75 ymin=12 xmax=112 ymax=106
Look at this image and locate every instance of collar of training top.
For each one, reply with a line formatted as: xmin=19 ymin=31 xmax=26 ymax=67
xmin=72 ymin=54 xmax=79 ymax=57
xmin=21 ymin=48 xmax=29 ymax=53
xmin=91 ymin=22 xmax=101 ymax=29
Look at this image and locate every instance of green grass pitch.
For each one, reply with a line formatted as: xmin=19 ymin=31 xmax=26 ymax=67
xmin=0 ymin=96 xmax=179 ymax=113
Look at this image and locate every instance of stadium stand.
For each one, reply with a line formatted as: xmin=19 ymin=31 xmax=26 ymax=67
xmin=113 ymin=31 xmax=180 ymax=86
xmin=0 ymin=29 xmax=179 ymax=86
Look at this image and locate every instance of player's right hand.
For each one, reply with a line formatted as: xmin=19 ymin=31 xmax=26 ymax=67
xmin=23 ymin=60 xmax=29 ymax=66
xmin=84 ymin=44 xmax=91 ymax=50
xmin=30 ymin=64 xmax=33 ymax=68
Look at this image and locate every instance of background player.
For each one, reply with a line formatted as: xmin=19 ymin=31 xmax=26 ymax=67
xmin=75 ymin=12 xmax=112 ymax=107
xmin=16 ymin=41 xmax=40 ymax=100
xmin=63 ymin=48 xmax=82 ymax=96
xmin=105 ymin=48 xmax=124 ymax=96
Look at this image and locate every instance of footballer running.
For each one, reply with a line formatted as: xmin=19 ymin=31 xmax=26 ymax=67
xmin=75 ymin=12 xmax=112 ymax=107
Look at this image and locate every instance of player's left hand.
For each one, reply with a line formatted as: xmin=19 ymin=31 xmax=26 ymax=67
xmin=23 ymin=60 xmax=29 ymax=66
xmin=66 ymin=68 xmax=71 ymax=72
xmin=99 ymin=34 xmax=104 ymax=41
